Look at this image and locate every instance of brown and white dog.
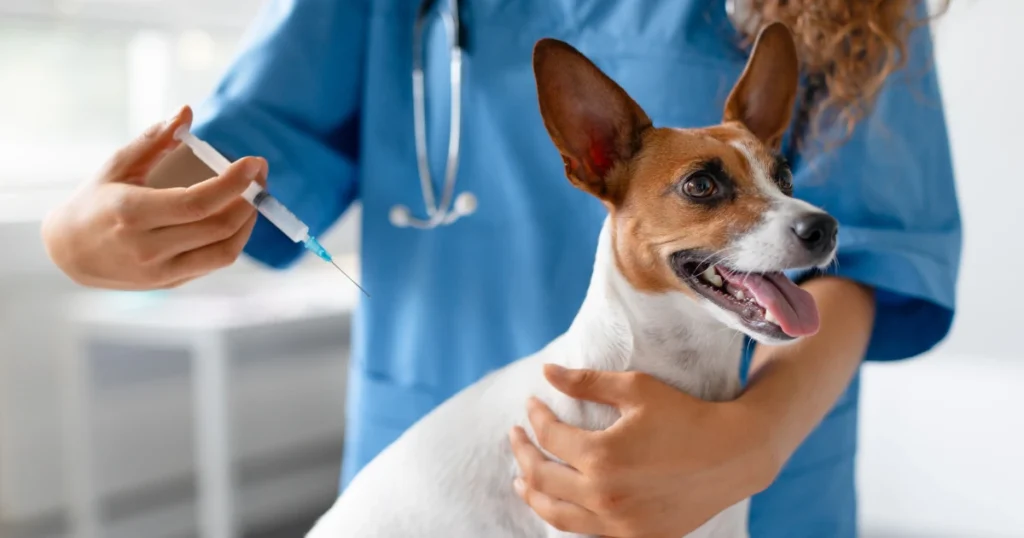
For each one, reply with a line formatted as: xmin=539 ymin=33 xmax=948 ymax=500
xmin=306 ymin=21 xmax=837 ymax=538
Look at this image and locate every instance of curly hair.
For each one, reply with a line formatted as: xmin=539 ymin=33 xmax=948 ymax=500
xmin=734 ymin=0 xmax=950 ymax=148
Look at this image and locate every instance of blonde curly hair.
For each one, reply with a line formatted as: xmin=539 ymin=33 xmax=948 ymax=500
xmin=733 ymin=0 xmax=950 ymax=147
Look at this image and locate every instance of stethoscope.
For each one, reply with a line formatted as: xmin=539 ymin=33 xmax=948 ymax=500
xmin=389 ymin=0 xmax=749 ymax=230
xmin=389 ymin=0 xmax=478 ymax=229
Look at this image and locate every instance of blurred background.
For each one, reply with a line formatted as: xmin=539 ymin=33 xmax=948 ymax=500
xmin=0 ymin=1 xmax=1019 ymax=537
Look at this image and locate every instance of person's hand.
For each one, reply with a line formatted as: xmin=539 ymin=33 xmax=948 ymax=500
xmin=508 ymin=364 xmax=782 ymax=538
xmin=42 ymin=106 xmax=267 ymax=290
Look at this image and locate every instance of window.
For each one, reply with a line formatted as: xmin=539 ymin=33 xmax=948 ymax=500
xmin=0 ymin=0 xmax=261 ymax=220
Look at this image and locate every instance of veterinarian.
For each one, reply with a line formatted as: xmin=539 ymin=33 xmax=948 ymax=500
xmin=42 ymin=1 xmax=960 ymax=536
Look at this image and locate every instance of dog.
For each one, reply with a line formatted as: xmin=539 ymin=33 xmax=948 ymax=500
xmin=305 ymin=21 xmax=837 ymax=538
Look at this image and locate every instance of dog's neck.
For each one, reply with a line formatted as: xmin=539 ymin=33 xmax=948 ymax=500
xmin=562 ymin=217 xmax=745 ymax=402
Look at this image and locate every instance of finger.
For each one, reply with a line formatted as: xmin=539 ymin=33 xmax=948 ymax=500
xmin=508 ymin=426 xmax=588 ymax=504
xmin=148 ymin=198 xmax=257 ymax=259
xmin=523 ymin=397 xmax=600 ymax=466
xmin=513 ymin=478 xmax=605 ymax=535
xmin=543 ymin=364 xmax=650 ymax=408
xmin=250 ymin=159 xmax=268 ymax=188
xmin=103 ymin=105 xmax=193 ymax=182
xmin=120 ymin=157 xmax=265 ymax=228
xmin=166 ymin=156 xmax=265 ymax=225
xmin=163 ymin=210 xmax=257 ymax=280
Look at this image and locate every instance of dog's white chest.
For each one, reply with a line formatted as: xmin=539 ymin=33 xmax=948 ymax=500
xmin=305 ymin=221 xmax=750 ymax=538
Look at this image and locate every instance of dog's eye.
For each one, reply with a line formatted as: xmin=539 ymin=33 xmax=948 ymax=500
xmin=681 ymin=174 xmax=717 ymax=199
xmin=773 ymin=156 xmax=794 ymax=195
xmin=775 ymin=168 xmax=793 ymax=193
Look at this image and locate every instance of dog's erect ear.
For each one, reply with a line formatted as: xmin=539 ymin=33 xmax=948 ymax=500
xmin=723 ymin=22 xmax=800 ymax=149
xmin=533 ymin=38 xmax=652 ymax=203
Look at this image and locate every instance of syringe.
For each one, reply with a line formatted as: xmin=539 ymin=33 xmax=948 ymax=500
xmin=173 ymin=126 xmax=369 ymax=297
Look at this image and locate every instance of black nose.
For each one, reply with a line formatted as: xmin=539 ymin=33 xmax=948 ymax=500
xmin=791 ymin=213 xmax=838 ymax=255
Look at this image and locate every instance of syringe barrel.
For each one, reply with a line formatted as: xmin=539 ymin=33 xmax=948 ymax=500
xmin=173 ymin=126 xmax=309 ymax=244
xmin=251 ymin=190 xmax=309 ymax=243
xmin=173 ymin=127 xmax=231 ymax=174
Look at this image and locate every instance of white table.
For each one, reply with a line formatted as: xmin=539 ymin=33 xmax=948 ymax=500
xmin=60 ymin=268 xmax=359 ymax=538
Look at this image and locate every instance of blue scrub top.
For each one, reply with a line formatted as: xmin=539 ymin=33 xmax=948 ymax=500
xmin=192 ymin=1 xmax=961 ymax=536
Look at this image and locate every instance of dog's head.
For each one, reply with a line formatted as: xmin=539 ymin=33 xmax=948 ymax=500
xmin=533 ymin=22 xmax=837 ymax=345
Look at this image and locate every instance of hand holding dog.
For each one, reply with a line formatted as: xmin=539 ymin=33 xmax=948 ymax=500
xmin=509 ymin=364 xmax=783 ymax=538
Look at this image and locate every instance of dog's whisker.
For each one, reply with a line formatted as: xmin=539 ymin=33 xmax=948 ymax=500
xmin=693 ymin=247 xmax=737 ymax=268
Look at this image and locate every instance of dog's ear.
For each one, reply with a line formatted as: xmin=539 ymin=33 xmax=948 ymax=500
xmin=723 ymin=22 xmax=800 ymax=150
xmin=533 ymin=38 xmax=652 ymax=204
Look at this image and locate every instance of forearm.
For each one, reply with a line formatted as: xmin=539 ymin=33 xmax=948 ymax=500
xmin=742 ymin=276 xmax=876 ymax=465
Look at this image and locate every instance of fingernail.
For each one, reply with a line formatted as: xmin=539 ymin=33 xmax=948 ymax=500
xmin=164 ymin=105 xmax=186 ymax=128
xmin=525 ymin=397 xmax=541 ymax=411
xmin=513 ymin=478 xmax=526 ymax=496
xmin=245 ymin=158 xmax=265 ymax=180
xmin=545 ymin=363 xmax=569 ymax=381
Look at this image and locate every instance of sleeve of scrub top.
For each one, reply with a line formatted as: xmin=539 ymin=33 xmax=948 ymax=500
xmin=791 ymin=18 xmax=962 ymax=361
xmin=189 ymin=0 xmax=368 ymax=269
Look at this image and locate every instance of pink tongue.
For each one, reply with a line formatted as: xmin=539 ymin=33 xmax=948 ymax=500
xmin=723 ymin=271 xmax=820 ymax=337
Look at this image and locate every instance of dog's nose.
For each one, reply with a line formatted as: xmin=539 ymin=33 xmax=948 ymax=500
xmin=791 ymin=213 xmax=838 ymax=255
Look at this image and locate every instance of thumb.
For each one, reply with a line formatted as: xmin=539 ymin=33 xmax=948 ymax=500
xmin=542 ymin=364 xmax=650 ymax=408
xmin=101 ymin=105 xmax=194 ymax=183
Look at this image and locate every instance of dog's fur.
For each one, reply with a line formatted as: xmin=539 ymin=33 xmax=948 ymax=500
xmin=306 ymin=22 xmax=837 ymax=538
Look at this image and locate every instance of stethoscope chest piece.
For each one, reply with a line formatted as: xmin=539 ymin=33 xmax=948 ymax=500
xmin=389 ymin=191 xmax=477 ymax=228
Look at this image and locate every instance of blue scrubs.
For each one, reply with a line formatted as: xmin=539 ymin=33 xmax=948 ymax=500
xmin=192 ymin=1 xmax=961 ymax=536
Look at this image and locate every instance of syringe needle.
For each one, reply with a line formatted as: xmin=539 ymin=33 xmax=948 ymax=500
xmin=331 ymin=259 xmax=371 ymax=298
xmin=175 ymin=127 xmax=373 ymax=298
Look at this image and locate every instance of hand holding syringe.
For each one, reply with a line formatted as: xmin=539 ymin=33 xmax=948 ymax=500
xmin=173 ymin=126 xmax=369 ymax=297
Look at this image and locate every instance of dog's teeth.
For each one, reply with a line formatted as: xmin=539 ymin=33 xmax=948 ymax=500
xmin=701 ymin=266 xmax=724 ymax=288
xmin=732 ymin=289 xmax=746 ymax=301
xmin=764 ymin=310 xmax=778 ymax=325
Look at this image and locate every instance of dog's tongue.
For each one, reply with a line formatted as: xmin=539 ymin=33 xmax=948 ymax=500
xmin=724 ymin=271 xmax=820 ymax=337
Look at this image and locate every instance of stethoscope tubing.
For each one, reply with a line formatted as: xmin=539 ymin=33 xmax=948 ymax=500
xmin=393 ymin=0 xmax=474 ymax=229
